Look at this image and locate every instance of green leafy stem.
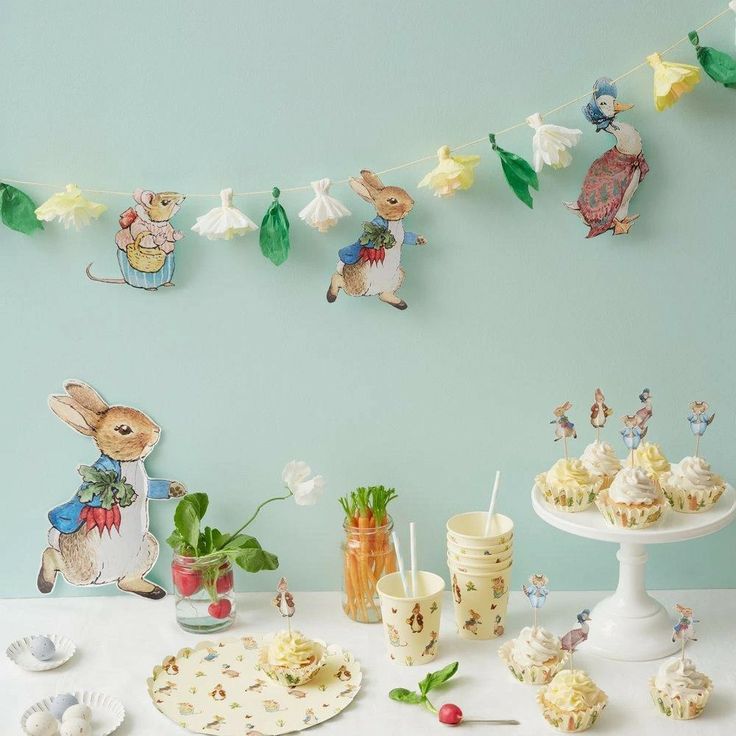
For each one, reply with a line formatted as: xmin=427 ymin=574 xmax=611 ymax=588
xmin=77 ymin=465 xmax=136 ymax=509
xmin=389 ymin=661 xmax=459 ymax=713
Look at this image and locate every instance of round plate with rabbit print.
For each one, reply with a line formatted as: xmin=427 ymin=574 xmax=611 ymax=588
xmin=6 ymin=633 xmax=76 ymax=672
xmin=21 ymin=690 xmax=125 ymax=735
xmin=147 ymin=636 xmax=362 ymax=735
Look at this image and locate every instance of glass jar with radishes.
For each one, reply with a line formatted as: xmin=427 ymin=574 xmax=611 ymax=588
xmin=172 ymin=553 xmax=235 ymax=633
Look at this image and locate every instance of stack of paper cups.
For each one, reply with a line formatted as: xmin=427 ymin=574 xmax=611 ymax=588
xmin=446 ymin=511 xmax=514 ymax=640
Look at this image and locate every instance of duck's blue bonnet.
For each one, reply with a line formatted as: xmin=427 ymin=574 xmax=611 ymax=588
xmin=583 ymin=77 xmax=618 ymax=131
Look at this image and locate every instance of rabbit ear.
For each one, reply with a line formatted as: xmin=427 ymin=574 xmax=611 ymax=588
xmin=64 ymin=380 xmax=108 ymax=415
xmin=48 ymin=395 xmax=99 ymax=436
xmin=360 ymin=170 xmax=384 ymax=191
xmin=349 ymin=177 xmax=374 ymax=203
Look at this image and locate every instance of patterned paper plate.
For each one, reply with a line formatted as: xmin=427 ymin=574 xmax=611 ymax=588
xmin=147 ymin=636 xmax=362 ymax=735
xmin=6 ymin=633 xmax=76 ymax=672
xmin=21 ymin=691 xmax=125 ymax=736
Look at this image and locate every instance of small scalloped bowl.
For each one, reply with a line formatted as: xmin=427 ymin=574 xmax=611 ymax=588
xmin=257 ymin=640 xmax=326 ymax=687
xmin=6 ymin=634 xmax=76 ymax=672
xmin=21 ymin=691 xmax=125 ymax=736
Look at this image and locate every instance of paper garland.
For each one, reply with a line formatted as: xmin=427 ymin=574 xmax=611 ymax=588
xmin=192 ymin=188 xmax=258 ymax=240
xmin=417 ymin=145 xmax=481 ymax=197
xmin=646 ymin=52 xmax=701 ymax=111
xmin=35 ymin=184 xmax=106 ymax=230
xmin=0 ymin=182 xmax=43 ymax=234
xmin=260 ymin=187 xmax=291 ymax=265
xmin=526 ymin=114 xmax=582 ymax=173
xmin=689 ymin=31 xmax=736 ymax=87
xmin=298 ymin=178 xmax=351 ymax=232
xmin=488 ymin=133 xmax=539 ymax=208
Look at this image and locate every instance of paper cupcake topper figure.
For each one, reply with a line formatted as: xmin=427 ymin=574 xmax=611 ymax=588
xmin=551 ymin=402 xmax=576 ymax=459
xmin=561 ymin=609 xmax=592 ymax=670
xmin=672 ymin=604 xmax=699 ymax=659
xmin=38 ymin=380 xmax=186 ymax=598
xmin=522 ymin=573 xmax=549 ymax=628
xmin=87 ymin=189 xmax=185 ymax=290
xmin=274 ymin=577 xmax=296 ymax=618
xmin=688 ymin=400 xmax=715 ymax=457
xmin=620 ymin=414 xmax=644 ymax=457
xmin=636 ymin=388 xmax=653 ymax=433
xmin=590 ymin=388 xmax=613 ymax=438
xmin=565 ymin=77 xmax=649 ymax=237
xmin=299 ymin=178 xmax=351 ymax=232
xmin=326 ymin=170 xmax=427 ymax=311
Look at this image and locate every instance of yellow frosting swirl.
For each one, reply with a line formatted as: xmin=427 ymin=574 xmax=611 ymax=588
xmin=629 ymin=442 xmax=670 ymax=476
xmin=267 ymin=631 xmax=320 ymax=667
xmin=545 ymin=458 xmax=595 ymax=491
xmin=545 ymin=670 xmax=604 ymax=712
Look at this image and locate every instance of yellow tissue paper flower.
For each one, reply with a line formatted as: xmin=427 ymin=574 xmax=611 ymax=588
xmin=418 ymin=145 xmax=480 ymax=197
xmin=646 ymin=52 xmax=700 ymax=111
xmin=35 ymin=183 xmax=107 ymax=229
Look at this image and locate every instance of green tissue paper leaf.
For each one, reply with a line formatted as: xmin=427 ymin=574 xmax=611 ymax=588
xmin=689 ymin=31 xmax=736 ymax=88
xmin=389 ymin=688 xmax=425 ymax=705
xmin=488 ymin=134 xmax=539 ymax=208
xmin=0 ymin=183 xmax=43 ymax=234
xmin=260 ymin=187 xmax=290 ymax=266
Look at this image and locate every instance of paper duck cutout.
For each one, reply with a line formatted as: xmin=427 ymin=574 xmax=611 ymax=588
xmin=326 ymin=170 xmax=427 ymax=311
xmin=672 ymin=603 xmax=699 ymax=644
xmin=688 ymin=401 xmax=715 ymax=437
xmin=38 ymin=380 xmax=186 ymax=598
xmin=87 ymin=189 xmax=186 ymax=289
xmin=590 ymin=388 xmax=613 ymax=429
xmin=551 ymin=402 xmax=577 ymax=442
xmin=561 ymin=609 xmax=592 ymax=652
xmin=274 ymin=577 xmax=295 ymax=617
xmin=522 ymin=573 xmax=549 ymax=609
xmin=635 ymin=388 xmax=653 ymax=432
xmin=565 ymin=78 xmax=649 ymax=237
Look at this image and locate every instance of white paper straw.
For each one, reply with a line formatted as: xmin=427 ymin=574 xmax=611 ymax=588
xmin=391 ymin=531 xmax=409 ymax=597
xmin=484 ymin=470 xmax=502 ymax=536
xmin=409 ymin=522 xmax=417 ymax=597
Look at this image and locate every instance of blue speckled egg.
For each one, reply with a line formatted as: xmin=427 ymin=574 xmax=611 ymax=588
xmin=30 ymin=636 xmax=56 ymax=662
xmin=49 ymin=694 xmax=78 ymax=721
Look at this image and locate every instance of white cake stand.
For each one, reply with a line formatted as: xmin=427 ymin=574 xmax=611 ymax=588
xmin=531 ymin=483 xmax=736 ymax=661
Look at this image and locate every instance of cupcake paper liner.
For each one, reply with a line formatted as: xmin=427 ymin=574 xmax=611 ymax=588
xmin=648 ymin=676 xmax=713 ymax=720
xmin=498 ymin=639 xmax=569 ymax=685
xmin=659 ymin=474 xmax=726 ymax=514
xmin=595 ymin=487 xmax=664 ymax=529
xmin=257 ymin=644 xmax=326 ymax=687
xmin=536 ymin=688 xmax=607 ymax=733
xmin=535 ymin=474 xmax=602 ymax=513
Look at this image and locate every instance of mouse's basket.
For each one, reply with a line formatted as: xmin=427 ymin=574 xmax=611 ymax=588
xmin=127 ymin=232 xmax=166 ymax=272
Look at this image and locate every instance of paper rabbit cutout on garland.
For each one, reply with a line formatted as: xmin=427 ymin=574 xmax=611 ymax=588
xmin=86 ymin=189 xmax=186 ymax=290
xmin=326 ymin=170 xmax=427 ymax=310
xmin=38 ymin=380 xmax=186 ymax=599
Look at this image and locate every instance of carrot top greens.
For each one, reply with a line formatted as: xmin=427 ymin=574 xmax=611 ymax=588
xmin=339 ymin=485 xmax=398 ymax=527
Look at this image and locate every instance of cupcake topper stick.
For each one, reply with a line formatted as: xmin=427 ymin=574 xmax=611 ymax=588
xmin=552 ymin=402 xmax=577 ymax=460
xmin=483 ymin=470 xmax=502 ymax=536
xmin=688 ymin=401 xmax=715 ymax=458
xmin=561 ymin=608 xmax=592 ymax=671
xmin=590 ymin=388 xmax=613 ymax=443
xmin=672 ymin=603 xmax=699 ymax=661
xmin=274 ymin=577 xmax=295 ymax=634
xmin=522 ymin=572 xmax=549 ymax=629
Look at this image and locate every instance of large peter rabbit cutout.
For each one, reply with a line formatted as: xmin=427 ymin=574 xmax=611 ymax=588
xmin=38 ymin=380 xmax=186 ymax=599
xmin=326 ymin=170 xmax=427 ymax=310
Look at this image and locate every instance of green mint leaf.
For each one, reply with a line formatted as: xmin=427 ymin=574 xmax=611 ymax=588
xmin=389 ymin=688 xmax=424 ymax=705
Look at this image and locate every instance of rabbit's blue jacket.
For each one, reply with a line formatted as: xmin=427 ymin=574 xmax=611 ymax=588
xmin=338 ymin=216 xmax=418 ymax=265
xmin=48 ymin=453 xmax=171 ymax=534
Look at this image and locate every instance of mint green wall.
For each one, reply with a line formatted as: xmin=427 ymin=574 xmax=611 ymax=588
xmin=1 ymin=0 xmax=734 ymax=598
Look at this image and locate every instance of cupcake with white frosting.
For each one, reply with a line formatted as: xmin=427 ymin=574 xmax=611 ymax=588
xmin=649 ymin=656 xmax=712 ymax=719
xmin=498 ymin=626 xmax=568 ymax=684
xmin=659 ymin=456 xmax=726 ymax=513
xmin=537 ymin=669 xmax=607 ymax=732
xmin=258 ymin=630 xmax=325 ymax=686
xmin=595 ymin=466 xmax=665 ymax=529
xmin=580 ymin=441 xmax=621 ymax=491
xmin=535 ymin=459 xmax=602 ymax=513
xmin=626 ymin=442 xmax=670 ymax=482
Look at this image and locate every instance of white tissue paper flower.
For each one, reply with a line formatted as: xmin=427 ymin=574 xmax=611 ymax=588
xmin=526 ymin=113 xmax=583 ymax=172
xmin=282 ymin=460 xmax=325 ymax=506
xmin=298 ymin=178 xmax=351 ymax=232
xmin=191 ymin=188 xmax=258 ymax=240
xmin=34 ymin=183 xmax=107 ymax=229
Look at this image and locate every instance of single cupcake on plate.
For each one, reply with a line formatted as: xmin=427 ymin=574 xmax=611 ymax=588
xmin=536 ymin=459 xmax=602 ymax=513
xmin=649 ymin=656 xmax=713 ymax=720
xmin=537 ymin=669 xmax=607 ymax=732
xmin=595 ymin=466 xmax=665 ymax=529
xmin=498 ymin=626 xmax=568 ymax=685
xmin=258 ymin=630 xmax=325 ymax=687
xmin=659 ymin=456 xmax=726 ymax=513
xmin=580 ymin=441 xmax=621 ymax=491
xmin=627 ymin=442 xmax=670 ymax=482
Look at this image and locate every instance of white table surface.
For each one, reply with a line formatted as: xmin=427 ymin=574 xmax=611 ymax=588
xmin=2 ymin=591 xmax=733 ymax=735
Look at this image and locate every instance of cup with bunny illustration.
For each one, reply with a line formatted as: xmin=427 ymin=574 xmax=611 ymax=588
xmin=376 ymin=571 xmax=444 ymax=666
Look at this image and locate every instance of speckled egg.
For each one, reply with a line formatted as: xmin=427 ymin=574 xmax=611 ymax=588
xmin=24 ymin=711 xmax=58 ymax=736
xmin=61 ymin=704 xmax=91 ymax=722
xmin=49 ymin=694 xmax=78 ymax=721
xmin=59 ymin=719 xmax=89 ymax=736
xmin=30 ymin=636 xmax=56 ymax=661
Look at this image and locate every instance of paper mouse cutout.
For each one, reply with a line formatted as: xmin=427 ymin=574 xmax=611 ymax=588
xmin=86 ymin=189 xmax=186 ymax=290
xmin=38 ymin=380 xmax=186 ymax=598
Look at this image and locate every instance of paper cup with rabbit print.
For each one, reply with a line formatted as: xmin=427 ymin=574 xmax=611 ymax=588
xmin=377 ymin=571 xmax=444 ymax=666
xmin=446 ymin=512 xmax=514 ymax=547
xmin=448 ymin=564 xmax=512 ymax=640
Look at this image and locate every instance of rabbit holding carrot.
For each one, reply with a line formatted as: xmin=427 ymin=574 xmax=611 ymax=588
xmin=37 ymin=380 xmax=186 ymax=599
xmin=326 ymin=170 xmax=426 ymax=310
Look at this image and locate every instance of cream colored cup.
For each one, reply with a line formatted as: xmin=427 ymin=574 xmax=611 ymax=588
xmin=377 ymin=571 xmax=445 ymax=666
xmin=446 ymin=537 xmax=513 ymax=558
xmin=448 ymin=564 xmax=513 ymax=640
xmin=447 ymin=546 xmax=513 ymax=566
xmin=446 ymin=512 xmax=514 ymax=547
xmin=447 ymin=555 xmax=512 ymax=575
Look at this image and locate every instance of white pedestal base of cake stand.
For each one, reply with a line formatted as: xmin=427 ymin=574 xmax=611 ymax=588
xmin=531 ymin=484 xmax=736 ymax=662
